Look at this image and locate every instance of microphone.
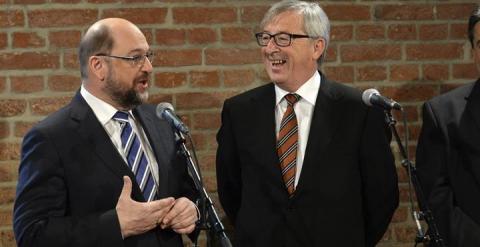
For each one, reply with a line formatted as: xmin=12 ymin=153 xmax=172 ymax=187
xmin=156 ymin=102 xmax=189 ymax=134
xmin=362 ymin=88 xmax=402 ymax=111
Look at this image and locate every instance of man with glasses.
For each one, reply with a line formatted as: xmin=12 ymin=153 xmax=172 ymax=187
xmin=216 ymin=1 xmax=398 ymax=246
xmin=13 ymin=18 xmax=198 ymax=247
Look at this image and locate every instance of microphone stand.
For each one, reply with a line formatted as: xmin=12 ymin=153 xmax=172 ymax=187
xmin=384 ymin=110 xmax=445 ymax=247
xmin=176 ymin=131 xmax=232 ymax=247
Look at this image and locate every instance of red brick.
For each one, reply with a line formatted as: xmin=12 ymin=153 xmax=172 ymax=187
xmin=356 ymin=25 xmax=385 ymax=41
xmin=222 ymin=27 xmax=253 ymax=44
xmin=146 ymin=94 xmax=172 ymax=105
xmin=0 ymin=163 xmax=18 ymax=182
xmin=203 ymin=174 xmax=217 ymax=193
xmin=0 ymin=230 xmax=15 ymax=247
xmin=48 ymin=75 xmax=80 ymax=92
xmin=29 ymin=9 xmax=98 ymax=27
xmin=206 ymin=48 xmax=261 ymax=65
xmin=187 ymin=28 xmax=216 ymax=44
xmin=324 ymin=66 xmax=354 ymax=83
xmin=390 ymin=64 xmax=419 ymax=81
xmin=394 ymin=225 xmax=418 ymax=243
xmin=440 ymin=83 xmax=467 ymax=94
xmin=453 ymin=63 xmax=478 ymax=80
xmin=154 ymin=72 xmax=187 ymax=88
xmin=0 ymin=52 xmax=59 ymax=70
xmin=30 ymin=96 xmax=71 ymax=115
xmin=419 ymin=24 xmax=448 ymax=40
xmin=198 ymin=153 xmax=216 ymax=172
xmin=190 ymin=71 xmax=220 ymax=88
xmin=0 ymin=208 xmax=12 ymax=226
xmin=0 ymin=143 xmax=21 ymax=160
xmin=155 ymin=29 xmax=185 ymax=45
xmin=450 ymin=23 xmax=468 ymax=40
xmin=176 ymin=92 xmax=235 ymax=110
xmin=0 ymin=99 xmax=27 ymax=117
xmin=391 ymin=205 xmax=408 ymax=223
xmin=381 ymin=84 xmax=438 ymax=102
xmin=323 ymin=5 xmax=370 ymax=21
xmin=49 ymin=30 xmax=81 ymax=48
xmin=324 ymin=45 xmax=337 ymax=63
xmin=14 ymin=121 xmax=36 ymax=137
xmin=102 ymin=8 xmax=167 ymax=24
xmin=189 ymin=133 xmax=208 ymax=151
xmin=11 ymin=75 xmax=44 ymax=93
xmin=0 ymin=32 xmax=7 ymax=49
xmin=241 ymin=5 xmax=270 ymax=23
xmin=155 ymin=49 xmax=202 ymax=66
xmin=51 ymin=0 xmax=81 ymax=2
xmin=14 ymin=0 xmax=46 ymax=3
xmin=192 ymin=112 xmax=220 ymax=130
xmin=0 ymin=77 xmax=5 ymax=92
xmin=0 ymin=9 xmax=24 ymax=27
xmin=0 ymin=187 xmax=15 ymax=204
xmin=88 ymin=0 xmax=116 ymax=2
xmin=375 ymin=4 xmax=434 ymax=20
xmin=173 ymin=7 xmax=236 ymax=24
xmin=406 ymin=43 xmax=463 ymax=60
xmin=140 ymin=28 xmax=153 ymax=46
xmin=356 ymin=66 xmax=387 ymax=82
xmin=341 ymin=44 xmax=401 ymax=62
xmin=388 ymin=24 xmax=417 ymax=40
xmin=64 ymin=51 xmax=79 ymax=69
xmin=0 ymin=121 xmax=8 ymax=139
xmin=423 ymin=64 xmax=449 ymax=81
xmin=437 ymin=3 xmax=477 ymax=20
xmin=13 ymin=32 xmax=45 ymax=48
xmin=330 ymin=25 xmax=353 ymax=41
xmin=224 ymin=69 xmax=255 ymax=87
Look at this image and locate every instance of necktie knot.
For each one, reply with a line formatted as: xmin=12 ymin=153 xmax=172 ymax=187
xmin=285 ymin=93 xmax=301 ymax=106
xmin=113 ymin=111 xmax=129 ymax=123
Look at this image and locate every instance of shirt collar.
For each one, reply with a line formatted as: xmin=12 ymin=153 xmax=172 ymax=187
xmin=80 ymin=85 xmax=132 ymax=125
xmin=275 ymin=71 xmax=321 ymax=106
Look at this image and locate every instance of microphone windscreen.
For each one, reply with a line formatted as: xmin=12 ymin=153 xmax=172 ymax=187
xmin=361 ymin=88 xmax=380 ymax=106
xmin=156 ymin=102 xmax=175 ymax=120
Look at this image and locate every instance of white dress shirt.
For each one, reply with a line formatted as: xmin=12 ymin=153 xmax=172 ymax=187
xmin=275 ymin=71 xmax=321 ymax=187
xmin=80 ymin=85 xmax=160 ymax=187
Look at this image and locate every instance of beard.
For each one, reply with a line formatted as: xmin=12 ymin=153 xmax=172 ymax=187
xmin=103 ymin=69 xmax=149 ymax=110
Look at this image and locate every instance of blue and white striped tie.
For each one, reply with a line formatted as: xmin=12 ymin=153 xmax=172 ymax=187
xmin=113 ymin=111 xmax=157 ymax=201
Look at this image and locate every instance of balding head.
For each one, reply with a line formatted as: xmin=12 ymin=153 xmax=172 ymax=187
xmin=78 ymin=18 xmax=144 ymax=80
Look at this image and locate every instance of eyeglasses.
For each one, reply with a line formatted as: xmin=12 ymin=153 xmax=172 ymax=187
xmin=255 ymin=32 xmax=314 ymax=47
xmin=96 ymin=51 xmax=155 ymax=67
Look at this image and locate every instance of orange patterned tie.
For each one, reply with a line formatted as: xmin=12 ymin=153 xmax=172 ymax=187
xmin=277 ymin=93 xmax=301 ymax=196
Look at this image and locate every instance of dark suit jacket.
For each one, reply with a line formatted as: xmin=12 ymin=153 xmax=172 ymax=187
xmin=416 ymin=79 xmax=480 ymax=246
xmin=13 ymin=92 xmax=197 ymax=247
xmin=216 ymin=75 xmax=399 ymax=247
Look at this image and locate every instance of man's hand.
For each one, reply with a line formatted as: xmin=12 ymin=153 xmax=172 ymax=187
xmin=160 ymin=197 xmax=198 ymax=234
xmin=116 ymin=176 xmax=175 ymax=238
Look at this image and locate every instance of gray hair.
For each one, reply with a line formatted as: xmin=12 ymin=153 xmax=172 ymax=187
xmin=78 ymin=23 xmax=114 ymax=80
xmin=260 ymin=0 xmax=330 ymax=65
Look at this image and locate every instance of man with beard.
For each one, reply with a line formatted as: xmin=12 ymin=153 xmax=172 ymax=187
xmin=13 ymin=18 xmax=199 ymax=247
xmin=216 ymin=0 xmax=399 ymax=246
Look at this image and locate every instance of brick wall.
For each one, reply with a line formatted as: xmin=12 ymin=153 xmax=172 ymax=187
xmin=0 ymin=0 xmax=478 ymax=246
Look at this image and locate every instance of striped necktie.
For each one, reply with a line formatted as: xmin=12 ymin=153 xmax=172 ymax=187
xmin=113 ymin=111 xmax=157 ymax=201
xmin=277 ymin=93 xmax=301 ymax=196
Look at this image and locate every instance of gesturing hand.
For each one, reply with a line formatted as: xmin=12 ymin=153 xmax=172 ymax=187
xmin=160 ymin=197 xmax=198 ymax=234
xmin=116 ymin=176 xmax=175 ymax=238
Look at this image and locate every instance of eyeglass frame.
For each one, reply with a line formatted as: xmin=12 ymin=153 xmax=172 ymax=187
xmin=255 ymin=32 xmax=315 ymax=47
xmin=95 ymin=51 xmax=155 ymax=67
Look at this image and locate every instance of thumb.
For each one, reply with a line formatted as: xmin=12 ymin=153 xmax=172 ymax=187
xmin=120 ymin=176 xmax=132 ymax=199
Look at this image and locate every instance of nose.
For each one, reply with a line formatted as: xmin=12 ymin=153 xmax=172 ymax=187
xmin=265 ymin=37 xmax=279 ymax=52
xmin=141 ymin=56 xmax=153 ymax=73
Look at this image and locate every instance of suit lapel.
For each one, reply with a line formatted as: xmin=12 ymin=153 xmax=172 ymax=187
xmin=294 ymin=77 xmax=344 ymax=196
xmin=70 ymin=92 xmax=144 ymax=200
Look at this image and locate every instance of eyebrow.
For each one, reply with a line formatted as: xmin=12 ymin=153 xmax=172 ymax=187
xmin=127 ymin=48 xmax=150 ymax=55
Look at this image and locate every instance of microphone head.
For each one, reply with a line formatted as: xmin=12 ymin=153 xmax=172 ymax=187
xmin=156 ymin=102 xmax=175 ymax=120
xmin=362 ymin=88 xmax=380 ymax=106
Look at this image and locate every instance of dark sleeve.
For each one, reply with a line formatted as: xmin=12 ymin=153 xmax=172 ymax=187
xmin=416 ymin=102 xmax=480 ymax=246
xmin=13 ymin=128 xmax=124 ymax=247
xmin=215 ymin=100 xmax=242 ymax=224
xmin=360 ymin=108 xmax=399 ymax=246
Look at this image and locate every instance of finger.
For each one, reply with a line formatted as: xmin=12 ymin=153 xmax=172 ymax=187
xmin=172 ymin=224 xmax=196 ymax=234
xmin=161 ymin=199 xmax=187 ymax=226
xmin=119 ymin=176 xmax=132 ymax=200
xmin=170 ymin=214 xmax=196 ymax=230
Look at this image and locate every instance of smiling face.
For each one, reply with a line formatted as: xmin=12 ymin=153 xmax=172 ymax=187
xmin=261 ymin=10 xmax=324 ymax=92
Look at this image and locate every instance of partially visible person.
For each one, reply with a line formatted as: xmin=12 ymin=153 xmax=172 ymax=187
xmin=416 ymin=6 xmax=480 ymax=247
xmin=216 ymin=0 xmax=399 ymax=246
xmin=13 ymin=18 xmax=198 ymax=247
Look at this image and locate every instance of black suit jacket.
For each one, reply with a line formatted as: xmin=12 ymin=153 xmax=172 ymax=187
xmin=13 ymin=92 xmax=197 ymax=247
xmin=416 ymin=79 xmax=480 ymax=246
xmin=216 ymin=75 xmax=399 ymax=247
